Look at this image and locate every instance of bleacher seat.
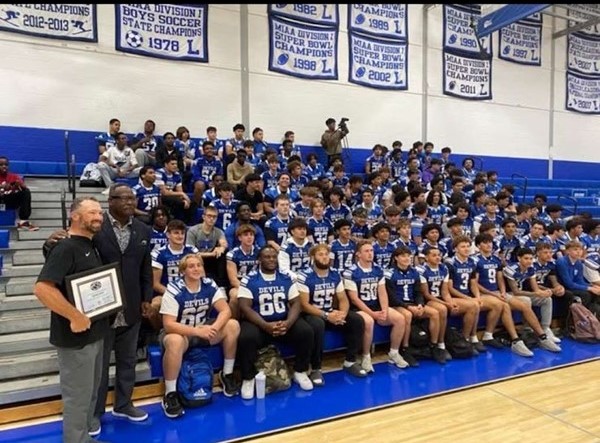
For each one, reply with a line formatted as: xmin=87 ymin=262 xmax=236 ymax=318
xmin=0 ymin=209 xmax=16 ymax=227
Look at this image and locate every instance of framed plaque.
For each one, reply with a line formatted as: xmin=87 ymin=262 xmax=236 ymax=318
xmin=65 ymin=262 xmax=125 ymax=321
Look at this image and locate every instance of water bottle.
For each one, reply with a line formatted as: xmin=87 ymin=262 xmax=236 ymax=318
xmin=255 ymin=371 xmax=266 ymax=399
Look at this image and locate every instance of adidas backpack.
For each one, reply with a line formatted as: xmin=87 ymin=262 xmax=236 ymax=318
xmin=177 ymin=347 xmax=214 ymax=407
xmin=566 ymin=302 xmax=600 ymax=344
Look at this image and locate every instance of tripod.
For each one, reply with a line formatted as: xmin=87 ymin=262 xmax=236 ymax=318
xmin=340 ymin=132 xmax=351 ymax=167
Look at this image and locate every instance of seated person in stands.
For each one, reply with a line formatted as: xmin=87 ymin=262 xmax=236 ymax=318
xmin=288 ymin=160 xmax=309 ymax=193
xmin=365 ymin=144 xmax=386 ymax=175
xmin=174 ymin=126 xmax=198 ymax=173
xmin=305 ymin=153 xmax=326 ymax=181
xmin=208 ymin=182 xmax=238 ymax=232
xmin=227 ymin=149 xmax=254 ymax=189
xmin=278 ymin=218 xmax=313 ymax=280
xmin=299 ymin=244 xmax=368 ymax=383
xmin=344 ymin=240 xmax=411 ymax=373
xmin=417 ymin=224 xmax=447 ymax=262
xmin=155 ymin=132 xmax=185 ymax=177
xmin=148 ymin=205 xmax=171 ymax=252
xmin=131 ymin=119 xmax=160 ymax=167
xmin=201 ymin=173 xmax=224 ymax=208
xmin=205 ymin=126 xmax=226 ymax=159
xmin=330 ymin=219 xmax=356 ymax=272
xmin=226 ymin=224 xmax=260 ymax=318
xmin=132 ymin=166 xmax=161 ymax=224
xmin=159 ymin=253 xmax=240 ymax=418
xmin=155 ymin=156 xmax=196 ymax=226
xmin=307 ymin=198 xmax=334 ymax=245
xmin=225 ymin=201 xmax=266 ymax=250
xmin=261 ymin=154 xmax=280 ymax=192
xmin=520 ymin=219 xmax=547 ymax=250
xmin=461 ymin=157 xmax=478 ymax=185
xmin=350 ymin=207 xmax=370 ymax=242
xmin=558 ymin=218 xmax=585 ymax=251
xmin=96 ymin=117 xmax=120 ymax=154
xmin=496 ymin=218 xmax=521 ymax=266
xmin=324 ymin=187 xmax=351 ymax=224
xmin=264 ymin=195 xmax=292 ymax=251
xmin=224 ymin=123 xmax=247 ymax=159
xmin=192 ymin=141 xmax=224 ymax=206
xmin=237 ymin=246 xmax=314 ymax=399
xmin=0 ymin=156 xmax=38 ymax=231
xmin=556 ymin=240 xmax=600 ymax=307
xmin=97 ymin=132 xmax=141 ymax=195
xmin=539 ymin=203 xmax=563 ymax=228
xmin=448 ymin=202 xmax=474 ymax=238
xmin=264 ymin=172 xmax=299 ymax=215
xmin=582 ymin=219 xmax=600 ymax=253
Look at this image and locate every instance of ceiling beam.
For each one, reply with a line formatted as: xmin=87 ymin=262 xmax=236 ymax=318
xmin=553 ymin=14 xmax=600 ymax=38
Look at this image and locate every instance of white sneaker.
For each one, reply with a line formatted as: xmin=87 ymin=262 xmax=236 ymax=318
xmin=361 ymin=354 xmax=375 ymax=374
xmin=388 ymin=351 xmax=409 ymax=368
xmin=293 ymin=371 xmax=313 ymax=391
xmin=544 ymin=328 xmax=561 ymax=343
xmin=539 ymin=337 xmax=562 ymax=353
xmin=241 ymin=379 xmax=255 ymax=400
xmin=511 ymin=340 xmax=534 ymax=357
xmin=101 ymin=188 xmax=111 ymax=195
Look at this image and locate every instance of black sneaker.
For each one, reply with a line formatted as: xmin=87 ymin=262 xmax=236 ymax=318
xmin=219 ymin=371 xmax=239 ymax=397
xmin=473 ymin=341 xmax=488 ymax=353
xmin=431 ymin=346 xmax=447 ymax=364
xmin=400 ymin=348 xmax=420 ymax=367
xmin=482 ymin=337 xmax=504 ymax=349
xmin=162 ymin=392 xmax=184 ymax=419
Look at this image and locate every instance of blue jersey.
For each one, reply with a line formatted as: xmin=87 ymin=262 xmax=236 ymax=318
xmin=439 ymin=236 xmax=456 ymax=259
xmin=343 ymin=264 xmax=385 ymax=309
xmin=410 ymin=216 xmax=427 ymax=241
xmin=226 ymin=246 xmax=259 ymax=278
xmin=261 ymin=170 xmax=279 ymax=190
xmin=384 ymin=266 xmax=422 ymax=305
xmin=238 ymin=270 xmax=298 ymax=322
xmin=226 ymin=137 xmax=246 ymax=152
xmin=331 ymin=175 xmax=349 ymax=188
xmin=96 ymin=132 xmax=116 ymax=150
xmin=279 ymin=239 xmax=312 ymax=276
xmin=362 ymin=204 xmax=383 ymax=226
xmin=201 ymin=188 xmax=218 ymax=207
xmin=366 ymin=154 xmax=386 ymax=172
xmin=516 ymin=219 xmax=531 ymax=238
xmin=351 ymin=223 xmax=370 ymax=240
xmin=520 ymin=234 xmax=546 ymax=251
xmin=155 ymin=168 xmax=182 ymax=191
xmin=485 ymin=181 xmax=502 ymax=196
xmin=150 ymin=228 xmax=168 ymax=252
xmin=193 ymin=156 xmax=223 ymax=183
xmin=304 ymin=163 xmax=325 ymax=180
xmin=582 ymin=233 xmax=600 ymax=253
xmin=224 ymin=221 xmax=266 ymax=250
xmin=373 ymin=240 xmax=396 ymax=269
xmin=152 ymin=244 xmax=200 ymax=287
xmin=330 ymin=239 xmax=356 ymax=271
xmin=134 ymin=133 xmax=160 ymax=154
xmin=428 ymin=205 xmax=450 ymax=225
xmin=503 ymin=263 xmax=535 ymax=291
xmin=264 ymin=216 xmax=290 ymax=246
xmin=264 ymin=186 xmax=300 ymax=204
xmin=446 ymin=256 xmax=477 ymax=296
xmin=473 ymin=253 xmax=503 ymax=292
xmin=418 ymin=240 xmax=448 ymax=259
xmin=160 ymin=277 xmax=226 ymax=326
xmin=293 ymin=202 xmax=312 ymax=219
xmin=584 ymin=252 xmax=600 ymax=272
xmin=417 ymin=263 xmax=449 ymax=298
xmin=209 ymin=198 xmax=239 ymax=231
xmin=307 ymin=217 xmax=333 ymax=244
xmin=290 ymin=175 xmax=309 ymax=193
xmin=396 ymin=237 xmax=419 ymax=258
xmin=495 ymin=235 xmax=521 ymax=264
xmin=174 ymin=138 xmax=198 ymax=161
xmin=325 ymin=203 xmax=352 ymax=224
xmin=389 ymin=158 xmax=405 ymax=179
xmin=532 ymin=259 xmax=555 ymax=286
xmin=475 ymin=213 xmax=504 ymax=233
xmin=132 ymin=183 xmax=161 ymax=212
xmin=297 ymin=268 xmax=343 ymax=312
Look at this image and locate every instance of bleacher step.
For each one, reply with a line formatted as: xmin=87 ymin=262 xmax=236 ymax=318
xmin=0 ymin=294 xmax=43 ymax=311
xmin=0 ymin=240 xmax=44 ymax=251
xmin=0 ymin=309 xmax=49 ymax=334
xmin=5 ymin=276 xmax=37 ymax=296
xmin=0 ymin=264 xmax=43 ymax=278
xmin=0 ymin=330 xmax=51 ymax=355
xmin=18 ymin=228 xmax=57 ymax=241
xmin=32 ymin=193 xmax=108 ymax=202
xmin=0 ymin=350 xmax=59 ymax=379
xmin=12 ymin=250 xmax=45 ymax=266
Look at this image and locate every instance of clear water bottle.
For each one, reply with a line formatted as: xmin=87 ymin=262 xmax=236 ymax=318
xmin=255 ymin=371 xmax=266 ymax=399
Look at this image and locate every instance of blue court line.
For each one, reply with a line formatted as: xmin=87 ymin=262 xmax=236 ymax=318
xmin=1 ymin=339 xmax=599 ymax=443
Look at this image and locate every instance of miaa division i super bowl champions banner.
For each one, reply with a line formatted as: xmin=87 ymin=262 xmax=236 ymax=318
xmin=348 ymin=32 xmax=407 ymax=90
xmin=347 ymin=4 xmax=407 ymax=41
xmin=115 ymin=4 xmax=208 ymax=62
xmin=498 ymin=20 xmax=542 ymax=66
xmin=267 ymin=4 xmax=339 ymax=27
xmin=268 ymin=15 xmax=338 ymax=80
xmin=443 ymin=4 xmax=491 ymax=58
xmin=443 ymin=52 xmax=492 ymax=100
xmin=568 ymin=32 xmax=600 ymax=77
xmin=0 ymin=4 xmax=97 ymax=42
xmin=566 ymin=71 xmax=600 ymax=115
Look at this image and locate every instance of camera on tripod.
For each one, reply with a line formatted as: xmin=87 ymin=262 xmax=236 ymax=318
xmin=338 ymin=117 xmax=349 ymax=132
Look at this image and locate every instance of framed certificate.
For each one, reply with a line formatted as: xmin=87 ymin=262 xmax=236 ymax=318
xmin=65 ymin=262 xmax=126 ymax=321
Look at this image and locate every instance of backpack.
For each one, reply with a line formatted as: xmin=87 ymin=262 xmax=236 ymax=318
xmin=79 ymin=162 xmax=105 ymax=187
xmin=177 ymin=347 xmax=214 ymax=407
xmin=254 ymin=345 xmax=291 ymax=394
xmin=409 ymin=319 xmax=432 ymax=360
xmin=565 ymin=301 xmax=600 ymax=343
xmin=445 ymin=327 xmax=475 ymax=359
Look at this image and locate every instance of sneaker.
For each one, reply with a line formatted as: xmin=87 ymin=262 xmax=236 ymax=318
xmin=309 ymin=369 xmax=325 ymax=387
xmin=544 ymin=328 xmax=562 ymax=344
xmin=293 ymin=371 xmax=314 ymax=391
xmin=388 ymin=351 xmax=409 ymax=369
xmin=17 ymin=221 xmax=39 ymax=231
xmin=442 ymin=349 xmax=453 ymax=361
xmin=343 ymin=361 xmax=367 ymax=378
xmin=241 ymin=379 xmax=255 ymax=400
xmin=511 ymin=340 xmax=534 ymax=357
xmin=482 ymin=337 xmax=504 ymax=349
xmin=88 ymin=418 xmax=101 ymax=437
xmin=431 ymin=347 xmax=447 ymax=364
xmin=162 ymin=392 xmax=184 ymax=419
xmin=112 ymin=404 xmax=148 ymax=422
xmin=539 ymin=337 xmax=562 ymax=353
xmin=360 ymin=354 xmax=375 ymax=374
xmin=219 ymin=371 xmax=239 ymax=397
xmin=472 ymin=341 xmax=488 ymax=353
xmin=400 ymin=349 xmax=420 ymax=367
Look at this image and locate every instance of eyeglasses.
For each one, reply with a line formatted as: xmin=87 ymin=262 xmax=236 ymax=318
xmin=204 ymin=214 xmax=217 ymax=219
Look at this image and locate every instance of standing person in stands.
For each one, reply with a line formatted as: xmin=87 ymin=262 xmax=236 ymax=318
xmin=320 ymin=117 xmax=349 ymax=167
xmin=0 ymin=155 xmax=38 ymax=231
xmin=96 ymin=118 xmax=120 ymax=154
xmin=237 ymin=246 xmax=314 ymax=399
xmin=131 ymin=120 xmax=160 ymax=167
xmin=35 ymin=197 xmax=110 ymax=443
xmin=97 ymin=132 xmax=141 ymax=195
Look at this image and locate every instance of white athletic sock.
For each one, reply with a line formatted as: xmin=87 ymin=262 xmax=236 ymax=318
xmin=437 ymin=343 xmax=446 ymax=350
xmin=343 ymin=360 xmax=355 ymax=368
xmin=389 ymin=348 xmax=399 ymax=356
xmin=165 ymin=379 xmax=177 ymax=394
xmin=470 ymin=335 xmax=479 ymax=343
xmin=223 ymin=359 xmax=235 ymax=375
xmin=482 ymin=332 xmax=494 ymax=341
xmin=363 ymin=353 xmax=371 ymax=360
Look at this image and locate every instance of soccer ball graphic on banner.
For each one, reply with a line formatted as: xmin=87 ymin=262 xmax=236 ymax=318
xmin=125 ymin=30 xmax=144 ymax=48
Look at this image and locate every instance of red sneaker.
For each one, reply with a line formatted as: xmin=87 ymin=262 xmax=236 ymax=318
xmin=17 ymin=221 xmax=39 ymax=231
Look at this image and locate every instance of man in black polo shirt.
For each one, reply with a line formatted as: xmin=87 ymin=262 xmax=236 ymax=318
xmin=35 ymin=196 xmax=110 ymax=443
xmin=234 ymin=173 xmax=265 ymax=223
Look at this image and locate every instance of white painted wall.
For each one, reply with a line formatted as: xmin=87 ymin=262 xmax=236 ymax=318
xmin=0 ymin=4 xmax=596 ymax=162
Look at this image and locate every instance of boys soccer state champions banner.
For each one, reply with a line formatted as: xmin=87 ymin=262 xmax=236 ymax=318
xmin=115 ymin=4 xmax=208 ymax=62
xmin=0 ymin=4 xmax=97 ymax=42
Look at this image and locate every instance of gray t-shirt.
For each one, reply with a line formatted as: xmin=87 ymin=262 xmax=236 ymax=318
xmin=186 ymin=223 xmax=225 ymax=252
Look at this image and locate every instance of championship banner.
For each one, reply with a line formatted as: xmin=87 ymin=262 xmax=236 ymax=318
xmin=0 ymin=4 xmax=97 ymax=42
xmin=267 ymin=4 xmax=339 ymax=27
xmin=566 ymin=71 xmax=600 ymax=114
xmin=348 ymin=4 xmax=408 ymax=41
xmin=520 ymin=12 xmax=542 ymax=25
xmin=444 ymin=4 xmax=492 ymax=59
xmin=348 ymin=31 xmax=407 ymax=90
xmin=443 ymin=51 xmax=492 ymax=100
xmin=498 ymin=21 xmax=541 ymax=66
xmin=268 ymin=15 xmax=338 ymax=80
xmin=568 ymin=32 xmax=600 ymax=76
xmin=568 ymin=4 xmax=600 ymax=37
xmin=115 ymin=4 xmax=208 ymax=62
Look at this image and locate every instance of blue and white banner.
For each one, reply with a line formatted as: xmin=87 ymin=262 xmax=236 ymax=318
xmin=0 ymin=4 xmax=97 ymax=42
xmin=115 ymin=4 xmax=208 ymax=62
xmin=268 ymin=4 xmax=339 ymax=27
xmin=444 ymin=4 xmax=492 ymax=59
xmin=499 ymin=21 xmax=541 ymax=66
xmin=568 ymin=32 xmax=600 ymax=76
xmin=568 ymin=4 xmax=600 ymax=37
xmin=566 ymin=71 xmax=600 ymax=114
xmin=268 ymin=15 xmax=338 ymax=80
xmin=348 ymin=4 xmax=407 ymax=41
xmin=443 ymin=51 xmax=492 ymax=100
xmin=348 ymin=32 xmax=407 ymax=90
